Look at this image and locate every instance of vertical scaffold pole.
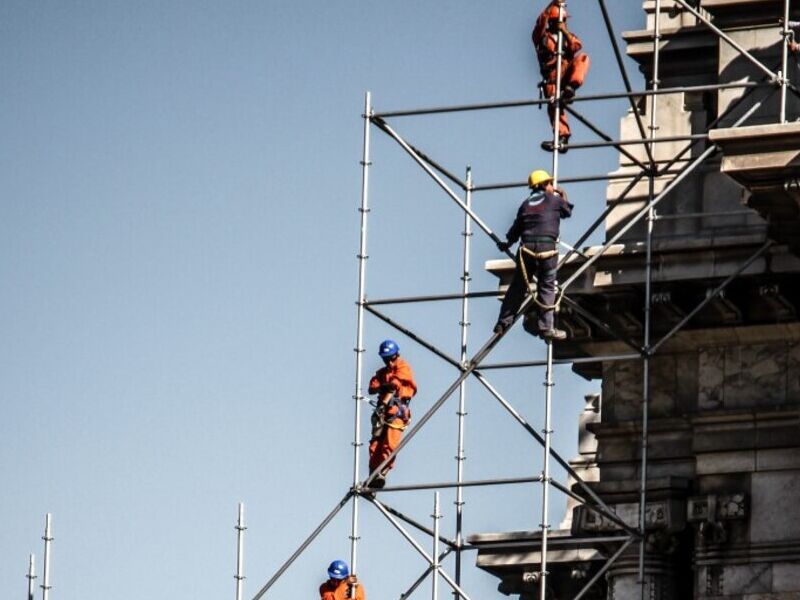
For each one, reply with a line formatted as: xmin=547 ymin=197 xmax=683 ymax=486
xmin=780 ymin=0 xmax=791 ymax=123
xmin=550 ymin=1 xmax=567 ymax=172
xmin=539 ymin=341 xmax=555 ymax=600
xmin=27 ymin=554 xmax=37 ymax=600
xmin=432 ymin=492 xmax=442 ymax=600
xmin=350 ymin=91 xmax=372 ymax=577
xmin=540 ymin=4 xmax=565 ymax=599
xmin=453 ymin=166 xmax=472 ymax=599
xmin=41 ymin=514 xmax=52 ymax=600
xmin=235 ymin=503 xmax=246 ymax=600
xmin=640 ymin=0 xmax=662 ymax=594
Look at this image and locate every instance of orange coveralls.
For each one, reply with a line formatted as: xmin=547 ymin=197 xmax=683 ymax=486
xmin=532 ymin=3 xmax=591 ymax=138
xmin=319 ymin=579 xmax=366 ymax=600
xmin=368 ymin=357 xmax=417 ymax=473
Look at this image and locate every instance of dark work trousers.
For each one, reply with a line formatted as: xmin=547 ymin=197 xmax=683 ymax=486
xmin=497 ymin=242 xmax=558 ymax=332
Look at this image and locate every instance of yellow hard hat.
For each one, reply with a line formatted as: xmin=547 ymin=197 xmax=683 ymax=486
xmin=528 ymin=169 xmax=553 ymax=188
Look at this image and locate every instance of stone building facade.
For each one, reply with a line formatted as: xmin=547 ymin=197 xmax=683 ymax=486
xmin=473 ymin=1 xmax=800 ymax=598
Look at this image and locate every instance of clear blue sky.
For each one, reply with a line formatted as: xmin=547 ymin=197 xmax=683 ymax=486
xmin=1 ymin=2 xmax=644 ymax=598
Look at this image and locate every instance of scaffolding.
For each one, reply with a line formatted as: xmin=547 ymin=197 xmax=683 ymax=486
xmin=249 ymin=1 xmax=796 ymax=599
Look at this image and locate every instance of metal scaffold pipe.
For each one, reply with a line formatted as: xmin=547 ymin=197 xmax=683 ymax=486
xmin=370 ymin=499 xmax=474 ymax=600
xmin=674 ymin=0 xmax=780 ymax=81
xmin=539 ymin=4 xmax=565 ymax=597
xmin=27 ymin=554 xmax=37 ymax=600
xmin=640 ymin=0 xmax=662 ymax=591
xmin=432 ymin=493 xmax=441 ymax=600
xmin=559 ymin=90 xmax=769 ymax=295
xmin=372 ymin=81 xmax=761 ymax=118
xmin=454 ymin=166 xmax=472 ymax=598
xmin=539 ymin=342 xmax=555 ymax=600
xmin=235 ymin=503 xmax=246 ymax=600
xmin=350 ymin=90 xmax=372 ymax=576
xmin=781 ymin=0 xmax=792 ymax=122
xmin=251 ymin=493 xmax=353 ymax=600
xmin=41 ymin=514 xmax=52 ymax=600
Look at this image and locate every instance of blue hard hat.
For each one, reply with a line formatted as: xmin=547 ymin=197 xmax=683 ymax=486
xmin=327 ymin=559 xmax=349 ymax=580
xmin=379 ymin=339 xmax=400 ymax=358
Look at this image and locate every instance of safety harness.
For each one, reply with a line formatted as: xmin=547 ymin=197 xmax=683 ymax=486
xmin=371 ymin=397 xmax=411 ymax=438
xmin=517 ymin=245 xmax=564 ymax=312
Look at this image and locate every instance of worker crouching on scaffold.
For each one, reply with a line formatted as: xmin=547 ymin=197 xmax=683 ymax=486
xmin=494 ymin=170 xmax=573 ymax=341
xmin=533 ymin=0 xmax=590 ymax=152
xmin=367 ymin=339 xmax=418 ymax=488
xmin=319 ymin=560 xmax=365 ymax=600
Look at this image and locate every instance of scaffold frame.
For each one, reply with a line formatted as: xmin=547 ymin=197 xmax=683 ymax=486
xmin=248 ymin=1 xmax=794 ymax=599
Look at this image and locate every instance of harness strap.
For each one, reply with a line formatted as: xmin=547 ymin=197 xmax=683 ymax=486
xmin=518 ymin=246 xmax=564 ymax=311
xmin=385 ymin=420 xmax=407 ymax=431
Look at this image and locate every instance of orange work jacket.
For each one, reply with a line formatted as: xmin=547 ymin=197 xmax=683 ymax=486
xmin=368 ymin=357 xmax=418 ymax=401
xmin=532 ymin=6 xmax=583 ymax=72
xmin=319 ymin=579 xmax=366 ymax=600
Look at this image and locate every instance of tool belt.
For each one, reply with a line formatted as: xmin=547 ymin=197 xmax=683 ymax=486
xmin=371 ymin=398 xmax=410 ymax=438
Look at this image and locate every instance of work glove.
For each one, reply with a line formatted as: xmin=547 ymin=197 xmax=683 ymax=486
xmin=497 ymin=240 xmax=511 ymax=253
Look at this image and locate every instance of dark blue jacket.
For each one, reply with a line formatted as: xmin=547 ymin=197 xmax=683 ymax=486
xmin=506 ymin=189 xmax=573 ymax=244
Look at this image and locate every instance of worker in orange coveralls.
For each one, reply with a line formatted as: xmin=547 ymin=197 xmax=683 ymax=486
xmin=367 ymin=339 xmax=417 ymax=488
xmin=319 ymin=560 xmax=365 ymax=600
xmin=533 ymin=1 xmax=590 ymax=152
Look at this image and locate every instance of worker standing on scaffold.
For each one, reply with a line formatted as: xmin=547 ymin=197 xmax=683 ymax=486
xmin=493 ymin=170 xmax=573 ymax=340
xmin=533 ymin=0 xmax=590 ymax=152
xmin=367 ymin=339 xmax=417 ymax=488
xmin=319 ymin=560 xmax=365 ymax=600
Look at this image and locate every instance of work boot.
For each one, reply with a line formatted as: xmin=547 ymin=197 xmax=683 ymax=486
xmin=372 ymin=473 xmax=386 ymax=489
xmin=493 ymin=322 xmax=509 ymax=335
xmin=540 ymin=136 xmax=569 ymax=153
xmin=539 ymin=328 xmax=567 ymax=341
xmin=561 ymin=85 xmax=576 ymax=103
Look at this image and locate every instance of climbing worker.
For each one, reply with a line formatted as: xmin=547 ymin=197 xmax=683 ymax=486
xmin=319 ymin=560 xmax=365 ymax=600
xmin=367 ymin=339 xmax=417 ymax=488
xmin=532 ymin=0 xmax=590 ymax=152
xmin=493 ymin=169 xmax=573 ymax=340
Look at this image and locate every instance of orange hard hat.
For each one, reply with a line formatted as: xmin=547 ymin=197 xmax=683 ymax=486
xmin=547 ymin=3 xmax=568 ymax=19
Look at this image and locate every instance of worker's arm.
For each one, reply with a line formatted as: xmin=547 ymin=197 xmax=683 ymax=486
xmin=559 ymin=196 xmax=574 ymax=219
xmin=504 ymin=202 xmax=525 ymax=246
xmin=390 ymin=363 xmax=417 ymax=398
xmin=368 ymin=370 xmax=386 ymax=395
xmin=563 ymin=28 xmax=583 ymax=55
xmin=532 ymin=11 xmax=549 ymax=47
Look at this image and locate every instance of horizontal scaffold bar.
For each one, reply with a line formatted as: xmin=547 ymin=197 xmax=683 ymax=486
xmin=363 ymin=475 xmax=543 ymax=493
xmin=365 ymin=290 xmax=500 ymax=306
xmin=372 ymin=81 xmax=764 ymax=118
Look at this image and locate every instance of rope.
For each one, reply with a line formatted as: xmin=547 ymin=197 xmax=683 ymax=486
xmin=517 ymin=245 xmax=564 ymax=312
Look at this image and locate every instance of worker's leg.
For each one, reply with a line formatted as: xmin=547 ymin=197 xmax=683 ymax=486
xmin=496 ymin=254 xmax=532 ymax=330
xmin=369 ymin=421 xmax=404 ymax=475
xmin=368 ymin=437 xmax=382 ymax=473
xmin=534 ymin=246 xmax=559 ymax=332
xmin=544 ymin=78 xmax=570 ymax=139
xmin=564 ymin=54 xmax=590 ymax=90
xmin=382 ymin=422 xmax=404 ymax=473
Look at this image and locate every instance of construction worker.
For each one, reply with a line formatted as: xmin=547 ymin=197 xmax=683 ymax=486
xmin=493 ymin=169 xmax=573 ymax=340
xmin=532 ymin=1 xmax=590 ymax=152
xmin=319 ymin=560 xmax=365 ymax=600
xmin=367 ymin=339 xmax=417 ymax=488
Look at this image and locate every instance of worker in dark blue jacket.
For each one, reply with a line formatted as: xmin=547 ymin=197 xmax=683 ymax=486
xmin=494 ymin=169 xmax=573 ymax=340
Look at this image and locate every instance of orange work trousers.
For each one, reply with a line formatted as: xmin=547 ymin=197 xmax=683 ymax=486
xmin=369 ymin=420 xmax=405 ymax=473
xmin=542 ymin=53 xmax=591 ymax=138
